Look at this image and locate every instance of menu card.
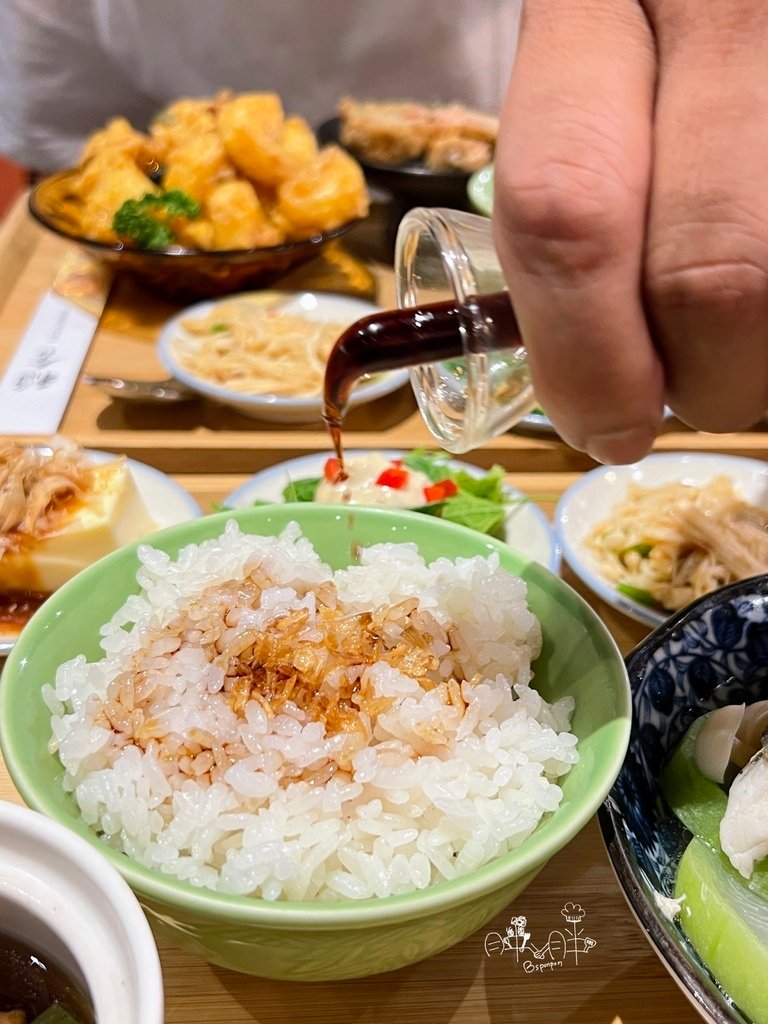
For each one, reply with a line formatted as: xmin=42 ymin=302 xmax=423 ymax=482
xmin=0 ymin=253 xmax=112 ymax=434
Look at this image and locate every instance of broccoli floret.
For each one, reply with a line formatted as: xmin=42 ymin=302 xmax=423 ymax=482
xmin=158 ymin=189 xmax=202 ymax=219
xmin=112 ymin=202 xmax=174 ymax=249
xmin=112 ymin=190 xmax=202 ymax=250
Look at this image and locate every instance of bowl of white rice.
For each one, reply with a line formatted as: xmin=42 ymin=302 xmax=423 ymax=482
xmin=0 ymin=504 xmax=630 ymax=981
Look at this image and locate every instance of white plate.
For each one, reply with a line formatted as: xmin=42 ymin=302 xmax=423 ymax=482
xmin=0 ymin=450 xmax=201 ymax=655
xmin=157 ymin=291 xmax=410 ymax=423
xmin=224 ymin=450 xmax=561 ymax=574
xmin=512 ymin=406 xmax=678 ymax=439
xmin=555 ymin=452 xmax=768 ymax=627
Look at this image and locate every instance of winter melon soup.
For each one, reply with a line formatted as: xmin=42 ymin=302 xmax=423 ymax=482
xmin=45 ymin=521 xmax=578 ymax=902
xmin=661 ymin=702 xmax=768 ymax=1024
xmin=0 ymin=932 xmax=94 ymax=1023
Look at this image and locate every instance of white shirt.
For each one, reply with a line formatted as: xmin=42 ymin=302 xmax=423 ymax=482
xmin=0 ymin=0 xmax=520 ymax=170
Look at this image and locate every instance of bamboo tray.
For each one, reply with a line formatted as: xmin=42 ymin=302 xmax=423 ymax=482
xmin=1 ymin=196 xmax=767 ymax=474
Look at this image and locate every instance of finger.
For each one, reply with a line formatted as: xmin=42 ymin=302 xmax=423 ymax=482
xmin=643 ymin=1 xmax=768 ymax=431
xmin=493 ymin=0 xmax=663 ymax=464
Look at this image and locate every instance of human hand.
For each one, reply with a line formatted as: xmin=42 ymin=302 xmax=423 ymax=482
xmin=493 ymin=0 xmax=768 ymax=464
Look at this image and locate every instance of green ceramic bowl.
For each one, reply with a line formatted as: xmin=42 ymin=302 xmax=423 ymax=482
xmin=0 ymin=505 xmax=630 ymax=981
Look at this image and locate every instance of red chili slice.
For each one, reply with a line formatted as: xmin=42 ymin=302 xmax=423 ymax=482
xmin=423 ymin=478 xmax=459 ymax=502
xmin=324 ymin=457 xmax=343 ymax=483
xmin=375 ymin=466 xmax=409 ymax=489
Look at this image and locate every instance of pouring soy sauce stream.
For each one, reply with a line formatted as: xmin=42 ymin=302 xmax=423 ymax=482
xmin=323 ymin=290 xmax=523 ymax=469
xmin=323 ymin=207 xmax=536 ymax=468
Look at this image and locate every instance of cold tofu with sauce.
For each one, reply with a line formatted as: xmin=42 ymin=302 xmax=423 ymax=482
xmin=0 ymin=442 xmax=156 ymax=594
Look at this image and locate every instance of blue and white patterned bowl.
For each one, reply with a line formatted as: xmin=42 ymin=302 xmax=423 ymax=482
xmin=600 ymin=574 xmax=768 ymax=1024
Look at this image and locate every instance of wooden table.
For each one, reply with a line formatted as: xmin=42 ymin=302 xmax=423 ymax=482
xmin=0 ymin=194 xmax=741 ymax=1023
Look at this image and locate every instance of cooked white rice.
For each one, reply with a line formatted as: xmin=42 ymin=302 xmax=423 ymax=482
xmin=44 ymin=520 xmax=578 ymax=902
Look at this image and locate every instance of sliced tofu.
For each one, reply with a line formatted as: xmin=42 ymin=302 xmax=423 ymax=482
xmin=0 ymin=460 xmax=156 ymax=592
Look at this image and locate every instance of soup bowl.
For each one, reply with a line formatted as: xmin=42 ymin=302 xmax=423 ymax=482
xmin=0 ymin=504 xmax=630 ymax=981
xmin=0 ymin=801 xmax=163 ymax=1023
xmin=600 ymin=574 xmax=768 ymax=1024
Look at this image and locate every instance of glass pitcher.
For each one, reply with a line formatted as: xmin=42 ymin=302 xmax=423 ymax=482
xmin=323 ymin=207 xmax=535 ymax=455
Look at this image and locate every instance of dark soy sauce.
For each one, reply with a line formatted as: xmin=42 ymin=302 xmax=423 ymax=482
xmin=0 ymin=591 xmax=48 ymax=630
xmin=323 ymin=291 xmax=521 ymax=467
xmin=0 ymin=933 xmax=94 ymax=1023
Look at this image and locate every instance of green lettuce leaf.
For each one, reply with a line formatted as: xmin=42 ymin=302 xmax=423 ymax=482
xmin=282 ymin=477 xmax=321 ymax=502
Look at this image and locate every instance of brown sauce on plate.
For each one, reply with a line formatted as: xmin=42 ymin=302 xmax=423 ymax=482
xmin=0 ymin=591 xmax=49 ymax=631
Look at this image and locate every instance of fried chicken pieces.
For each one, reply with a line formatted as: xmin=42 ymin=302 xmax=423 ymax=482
xmin=338 ymin=97 xmax=498 ymax=173
xmin=67 ymin=92 xmax=369 ymax=249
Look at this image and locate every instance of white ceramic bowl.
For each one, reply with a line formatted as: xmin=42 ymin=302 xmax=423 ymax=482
xmin=157 ymin=291 xmax=409 ymax=423
xmin=555 ymin=452 xmax=768 ymax=627
xmin=0 ymin=801 xmax=164 ymax=1023
xmin=223 ymin=449 xmax=561 ymax=573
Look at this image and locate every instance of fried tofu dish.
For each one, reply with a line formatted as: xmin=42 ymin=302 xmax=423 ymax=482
xmin=58 ymin=91 xmax=369 ymax=250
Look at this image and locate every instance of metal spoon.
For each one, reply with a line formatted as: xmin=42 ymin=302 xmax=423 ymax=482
xmin=83 ymin=373 xmax=197 ymax=403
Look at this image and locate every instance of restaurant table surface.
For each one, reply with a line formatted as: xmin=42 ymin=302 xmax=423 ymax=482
xmin=0 ymin=193 xmax=751 ymax=1023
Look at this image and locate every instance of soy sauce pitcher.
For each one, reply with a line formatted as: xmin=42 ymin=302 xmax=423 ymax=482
xmin=324 ymin=207 xmax=535 ymax=455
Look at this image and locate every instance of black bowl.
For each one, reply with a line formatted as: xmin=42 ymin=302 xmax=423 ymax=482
xmin=317 ymin=117 xmax=472 ymax=208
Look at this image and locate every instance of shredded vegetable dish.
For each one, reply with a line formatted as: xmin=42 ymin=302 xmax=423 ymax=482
xmin=585 ymin=476 xmax=768 ymax=611
xmin=0 ymin=441 xmax=96 ymax=541
xmin=173 ymin=298 xmax=345 ymax=397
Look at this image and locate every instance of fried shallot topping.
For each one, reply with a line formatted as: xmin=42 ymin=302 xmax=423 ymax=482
xmin=102 ymin=573 xmax=461 ymax=763
xmin=217 ymin=597 xmax=443 ymax=734
xmin=85 ymin=555 xmax=483 ymax=794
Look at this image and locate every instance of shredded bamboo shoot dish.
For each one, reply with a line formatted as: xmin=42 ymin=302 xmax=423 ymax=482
xmin=585 ymin=476 xmax=768 ymax=611
xmin=173 ymin=298 xmax=346 ymax=397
